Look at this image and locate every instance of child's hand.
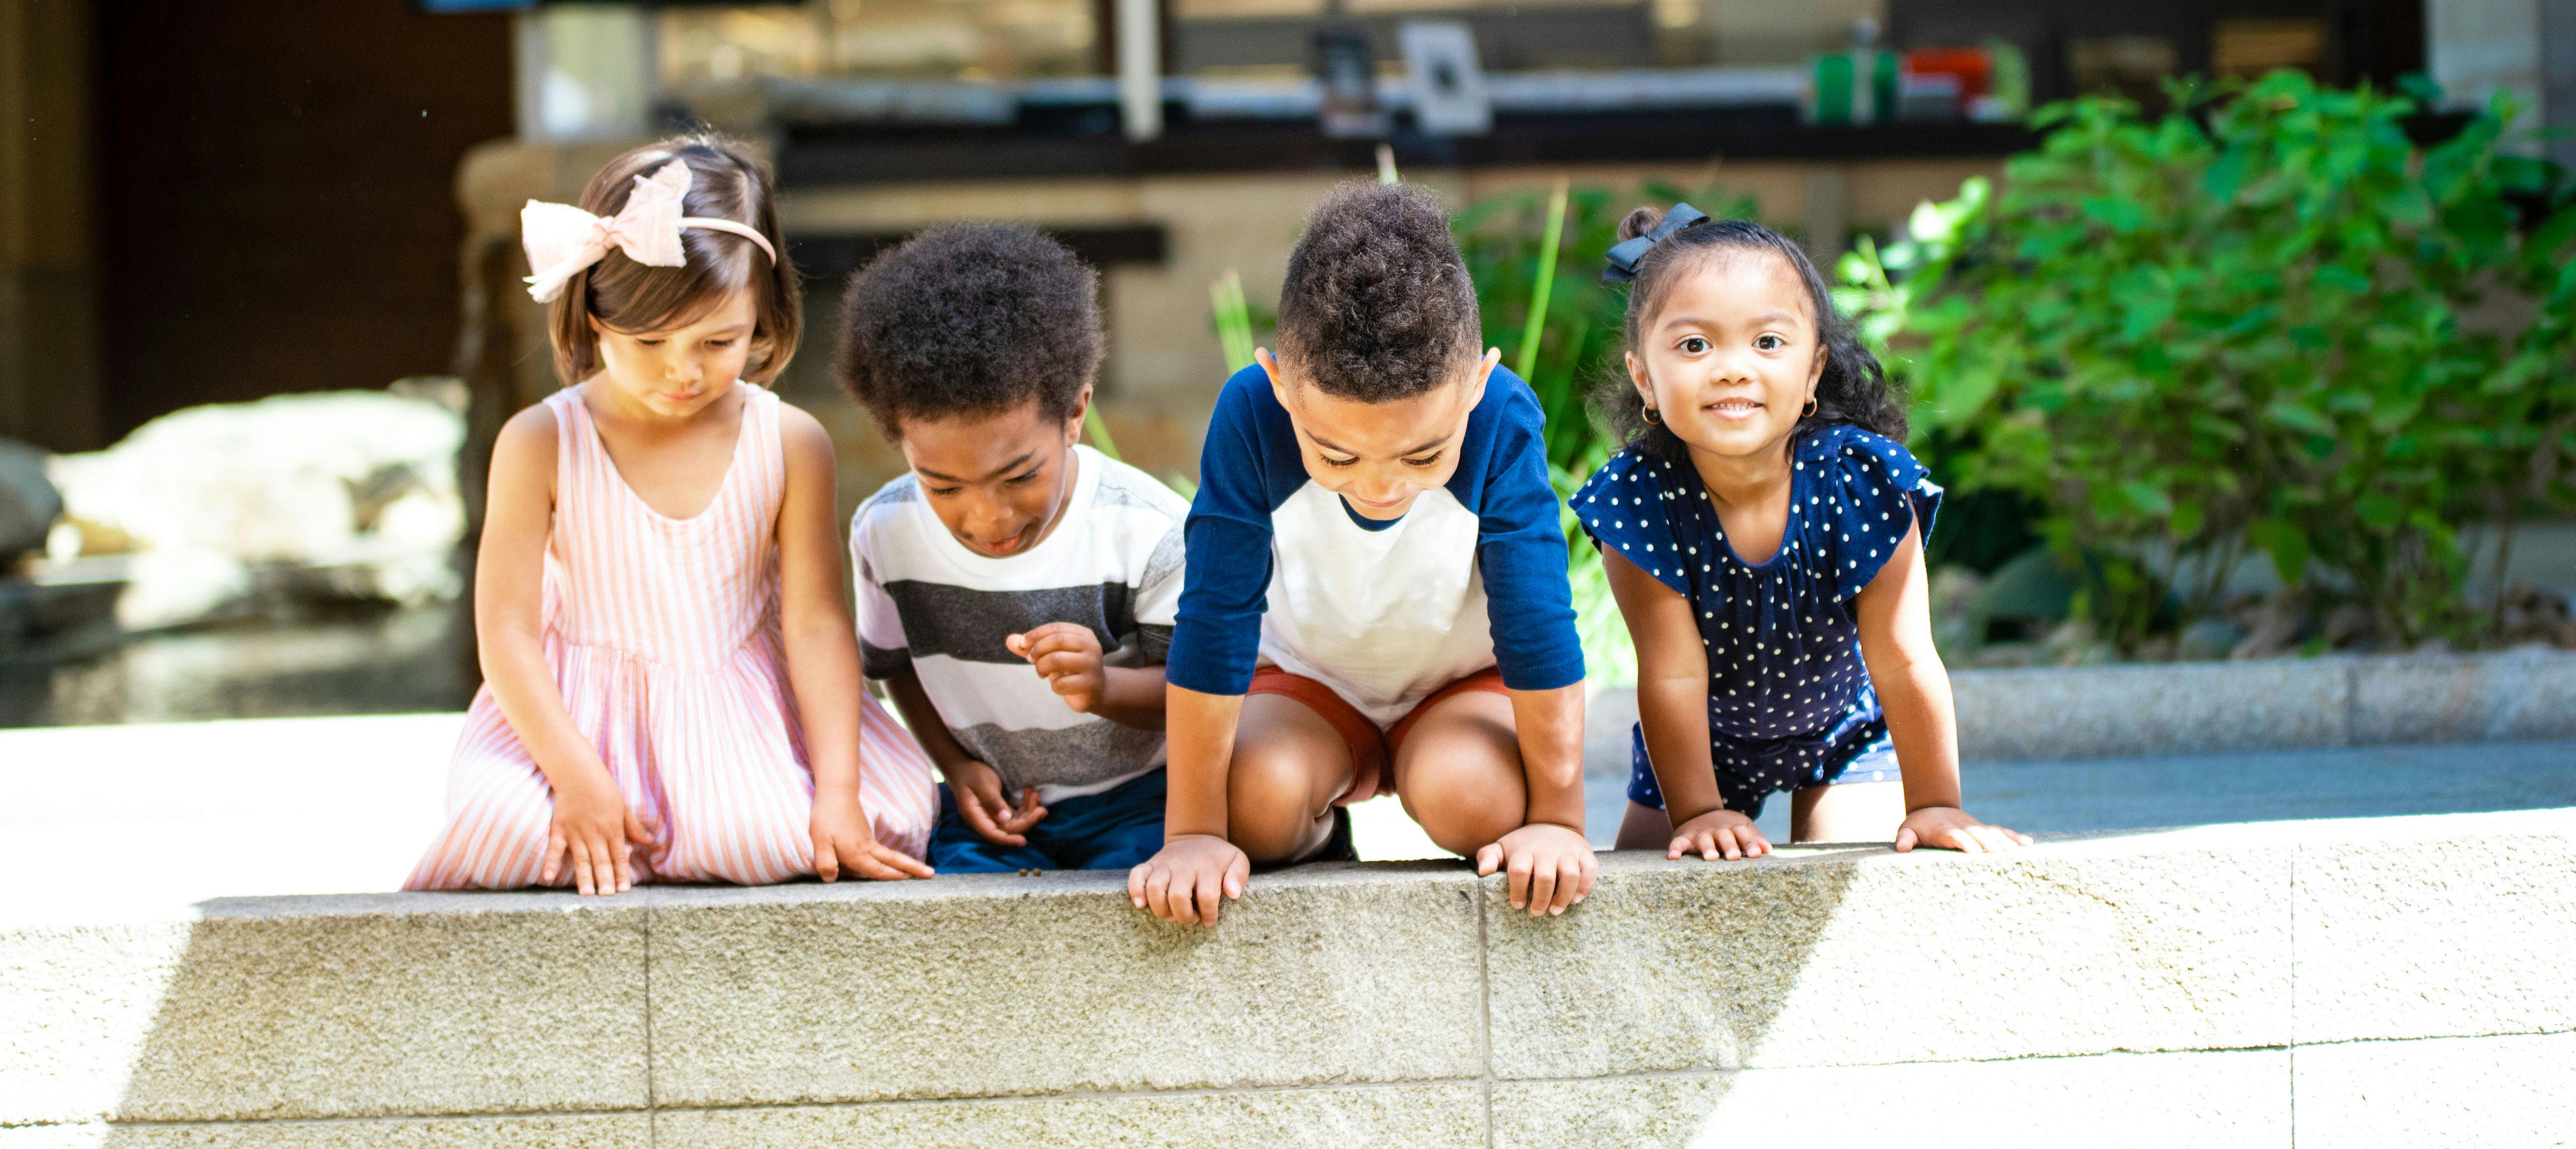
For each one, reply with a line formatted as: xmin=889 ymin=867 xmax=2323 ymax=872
xmin=1668 ymin=808 xmax=1769 ymax=861
xmin=1006 ymin=623 xmax=1108 ymax=714
xmin=1476 ymin=823 xmax=1599 ymax=917
xmin=944 ymin=759 xmax=1048 ymax=847
xmin=1128 ymin=834 xmax=1249 ymax=926
xmin=544 ymin=768 xmax=652 ymax=895
xmin=1894 ymin=807 xmax=2033 ymax=854
xmin=811 ymin=789 xmax=935 ymax=881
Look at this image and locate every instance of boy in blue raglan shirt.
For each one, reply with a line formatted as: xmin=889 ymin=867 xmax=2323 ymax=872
xmin=1128 ymin=182 xmax=1595 ymax=925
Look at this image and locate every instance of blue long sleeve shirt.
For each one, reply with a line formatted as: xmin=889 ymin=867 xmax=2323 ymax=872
xmin=1164 ymin=364 xmax=1584 ymax=725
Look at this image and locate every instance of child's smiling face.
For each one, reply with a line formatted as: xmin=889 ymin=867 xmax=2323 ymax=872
xmin=1626 ymin=249 xmax=1824 ymax=461
xmin=898 ymin=392 xmax=1089 ymax=558
xmin=1262 ymin=345 xmax=1499 ymax=520
xmin=589 ymin=288 xmax=762 ymax=420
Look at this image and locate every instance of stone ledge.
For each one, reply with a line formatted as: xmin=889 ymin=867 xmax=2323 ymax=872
xmin=5 ymin=808 xmax=2573 ymax=1143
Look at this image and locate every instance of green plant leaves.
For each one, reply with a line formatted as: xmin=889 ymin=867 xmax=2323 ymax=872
xmin=1836 ymin=69 xmax=2576 ymax=648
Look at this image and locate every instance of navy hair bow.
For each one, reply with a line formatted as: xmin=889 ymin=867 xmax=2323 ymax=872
xmin=1601 ymin=203 xmax=1709 ymax=283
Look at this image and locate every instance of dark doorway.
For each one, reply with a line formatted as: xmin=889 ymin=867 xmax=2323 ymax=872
xmin=95 ymin=0 xmax=515 ymax=438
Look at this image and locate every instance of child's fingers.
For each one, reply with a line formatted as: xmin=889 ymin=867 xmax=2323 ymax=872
xmin=1974 ymin=824 xmax=2022 ymax=853
xmin=1020 ymin=621 xmax=1093 ymax=652
xmin=1475 ymin=842 xmax=1503 ymax=876
xmin=590 ymin=833 xmax=620 ymax=895
xmin=542 ymin=829 xmax=567 ymax=885
xmin=872 ymin=843 xmax=934 ymax=878
xmin=1505 ymin=848 xmax=1534 ymax=910
xmin=1225 ymin=851 xmax=1249 ymax=900
xmin=1525 ymin=854 xmax=1559 ymax=917
xmin=1715 ymin=827 xmax=1745 ymax=861
xmin=1191 ymin=868 xmax=1224 ymax=926
xmin=1546 ymin=855 xmax=1584 ymax=914
xmin=1144 ymin=866 xmax=1178 ymax=920
xmin=812 ymin=828 xmax=840 ymax=883
xmin=1024 ymin=637 xmax=1089 ymax=667
xmin=567 ymin=835 xmax=595 ymax=895
xmin=959 ymin=786 xmax=1027 ymax=846
xmin=623 ymin=808 xmax=653 ymax=847
xmin=1128 ymin=862 xmax=1149 ymax=909
xmin=851 ymin=844 xmax=930 ymax=880
xmin=1033 ymin=652 xmax=1096 ymax=682
xmin=999 ymin=795 xmax=1049 ymax=834
xmin=1003 ymin=632 xmax=1029 ymax=657
xmin=610 ymin=834 xmax=634 ymax=893
xmin=1893 ymin=825 xmax=1920 ymax=853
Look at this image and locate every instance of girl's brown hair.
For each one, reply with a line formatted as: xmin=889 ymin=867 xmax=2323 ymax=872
xmin=544 ymin=133 xmax=800 ymax=387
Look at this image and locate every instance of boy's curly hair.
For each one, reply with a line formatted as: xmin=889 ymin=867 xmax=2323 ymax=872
xmin=1593 ymin=207 xmax=1906 ymax=459
xmin=1275 ymin=182 xmax=1482 ymax=403
xmin=835 ymin=223 xmax=1103 ymax=434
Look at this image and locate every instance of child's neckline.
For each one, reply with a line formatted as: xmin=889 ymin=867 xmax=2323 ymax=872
xmin=1677 ymin=432 xmax=1810 ymax=572
xmin=572 ymin=381 xmax=752 ymax=524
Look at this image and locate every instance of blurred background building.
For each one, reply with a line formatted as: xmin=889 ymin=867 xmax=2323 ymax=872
xmin=0 ymin=0 xmax=2567 ymax=724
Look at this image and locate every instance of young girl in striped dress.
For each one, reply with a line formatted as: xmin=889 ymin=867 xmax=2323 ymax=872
xmin=407 ymin=136 xmax=938 ymax=895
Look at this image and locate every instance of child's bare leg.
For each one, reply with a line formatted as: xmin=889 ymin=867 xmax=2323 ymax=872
xmin=1392 ymin=691 xmax=1526 ymax=857
xmin=1229 ymin=694 xmax=1356 ymax=863
xmin=1614 ymin=801 xmax=1671 ymax=851
xmin=1789 ymin=780 xmax=1905 ymax=843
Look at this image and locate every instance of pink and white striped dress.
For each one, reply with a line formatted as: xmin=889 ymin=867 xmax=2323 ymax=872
xmin=406 ymin=383 xmax=937 ymax=890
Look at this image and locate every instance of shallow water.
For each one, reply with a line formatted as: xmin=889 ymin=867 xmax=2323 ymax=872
xmin=0 ymin=603 xmax=476 ymax=728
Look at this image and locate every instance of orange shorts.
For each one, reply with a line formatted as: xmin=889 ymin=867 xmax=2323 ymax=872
xmin=1245 ymin=666 xmax=1511 ymax=806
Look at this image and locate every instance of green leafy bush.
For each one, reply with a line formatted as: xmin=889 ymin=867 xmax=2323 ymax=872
xmin=1847 ymin=72 xmax=2576 ymax=648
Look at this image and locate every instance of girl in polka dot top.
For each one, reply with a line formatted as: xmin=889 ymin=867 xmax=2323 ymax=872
xmin=1575 ymin=206 xmax=2028 ymax=860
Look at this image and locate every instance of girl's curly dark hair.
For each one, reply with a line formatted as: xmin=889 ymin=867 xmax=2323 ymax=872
xmin=1593 ymin=208 xmax=1904 ymax=459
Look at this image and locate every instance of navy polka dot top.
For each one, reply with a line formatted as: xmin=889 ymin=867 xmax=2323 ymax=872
xmin=1574 ymin=424 xmax=1942 ymax=815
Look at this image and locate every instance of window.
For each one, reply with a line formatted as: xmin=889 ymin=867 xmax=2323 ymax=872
xmin=658 ymin=0 xmax=1097 ymax=84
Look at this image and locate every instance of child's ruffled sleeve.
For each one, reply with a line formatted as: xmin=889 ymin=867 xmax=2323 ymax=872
xmin=1813 ymin=429 xmax=1944 ymax=602
xmin=1571 ymin=449 xmax=1693 ymax=597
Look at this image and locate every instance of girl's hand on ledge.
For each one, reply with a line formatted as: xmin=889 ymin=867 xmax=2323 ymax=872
xmin=544 ymin=766 xmax=651 ymax=895
xmin=1669 ymin=809 xmax=1768 ymax=862
xmin=811 ymin=790 xmax=935 ymax=881
xmin=1130 ymin=834 xmax=1249 ymax=926
xmin=1894 ymin=807 xmax=2032 ymax=854
xmin=1478 ymin=823 xmax=1598 ymax=916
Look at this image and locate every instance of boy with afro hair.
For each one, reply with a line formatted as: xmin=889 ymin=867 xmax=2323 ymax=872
xmin=839 ymin=223 xmax=1188 ymax=874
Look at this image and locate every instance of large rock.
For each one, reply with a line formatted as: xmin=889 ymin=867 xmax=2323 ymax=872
xmin=44 ymin=391 xmax=466 ymax=628
xmin=0 ymin=437 xmax=62 ymax=563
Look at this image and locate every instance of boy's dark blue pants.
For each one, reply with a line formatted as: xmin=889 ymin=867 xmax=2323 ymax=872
xmin=929 ymin=767 xmax=1167 ymax=873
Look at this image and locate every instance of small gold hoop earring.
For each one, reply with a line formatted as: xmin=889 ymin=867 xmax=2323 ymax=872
xmin=1642 ymin=406 xmax=1663 ymax=426
xmin=1802 ymin=396 xmax=1819 ymax=418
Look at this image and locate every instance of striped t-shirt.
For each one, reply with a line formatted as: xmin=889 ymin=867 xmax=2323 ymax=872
xmin=852 ymin=444 xmax=1187 ymax=802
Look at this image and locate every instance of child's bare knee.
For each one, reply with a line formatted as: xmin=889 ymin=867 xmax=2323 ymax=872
xmin=1416 ymin=800 xmax=1521 ymax=857
xmin=1227 ymin=749 xmax=1331 ymax=861
xmin=1402 ymin=763 xmax=1524 ymax=856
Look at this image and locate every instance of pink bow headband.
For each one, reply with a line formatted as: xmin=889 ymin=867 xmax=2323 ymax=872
xmin=520 ymin=158 xmax=778 ymax=304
